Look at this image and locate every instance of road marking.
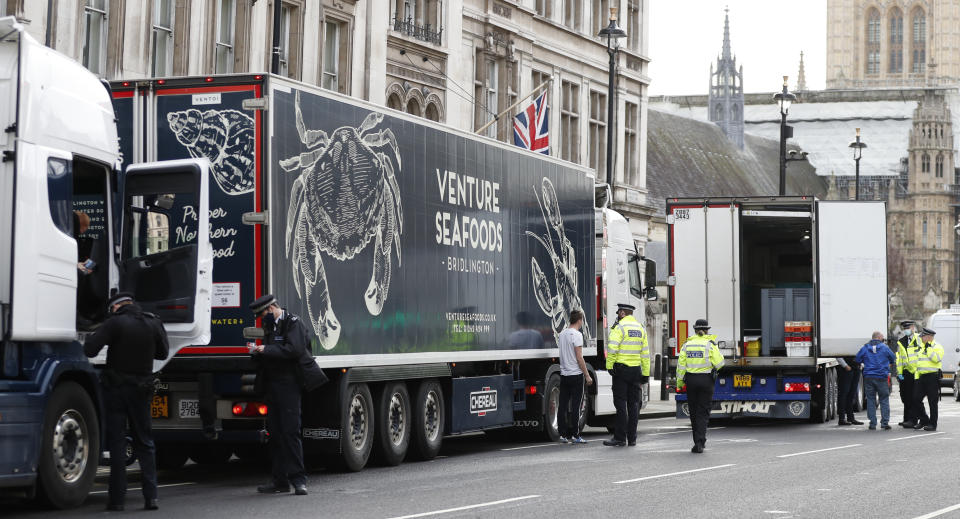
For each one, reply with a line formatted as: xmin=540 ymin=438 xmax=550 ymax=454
xmin=913 ymin=502 xmax=960 ymax=519
xmin=886 ymin=432 xmax=946 ymax=442
xmin=647 ymin=426 xmax=726 ymax=436
xmin=613 ymin=464 xmax=735 ymax=484
xmin=776 ymin=444 xmax=861 ymax=458
xmin=386 ymin=495 xmax=540 ymax=519
xmin=764 ymin=511 xmax=791 ymax=514
xmin=90 ymin=482 xmax=196 ymax=495
xmin=500 ymin=443 xmax=556 ymax=451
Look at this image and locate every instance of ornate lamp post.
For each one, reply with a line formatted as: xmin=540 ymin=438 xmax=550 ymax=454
xmin=848 ymin=128 xmax=867 ymax=200
xmin=598 ymin=8 xmax=626 ymax=189
xmin=773 ymin=76 xmax=798 ymax=196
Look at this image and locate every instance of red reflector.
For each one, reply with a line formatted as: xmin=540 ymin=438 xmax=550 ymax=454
xmin=784 ymin=382 xmax=810 ymax=392
xmin=254 ymin=75 xmax=264 ymax=80
xmin=232 ymin=404 xmax=244 ymax=416
xmin=157 ymin=79 xmax=166 ymax=85
xmin=258 ymin=404 xmax=268 ymax=416
xmin=205 ymin=77 xmax=214 ymax=82
xmin=526 ymin=385 xmax=537 ymax=395
xmin=121 ymin=81 xmax=130 ymax=87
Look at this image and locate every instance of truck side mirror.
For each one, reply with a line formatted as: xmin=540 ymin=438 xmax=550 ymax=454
xmin=243 ymin=327 xmax=265 ymax=340
xmin=642 ymin=257 xmax=657 ymax=297
xmin=644 ymin=286 xmax=658 ymax=302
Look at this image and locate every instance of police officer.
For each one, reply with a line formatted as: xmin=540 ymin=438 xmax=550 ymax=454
xmin=84 ymin=293 xmax=168 ymax=511
xmin=603 ymin=303 xmax=649 ymax=447
xmin=249 ymin=294 xmax=326 ymax=496
xmin=677 ymin=319 xmax=724 ymax=453
xmin=912 ymin=327 xmax=944 ymax=431
xmin=896 ymin=320 xmax=922 ymax=427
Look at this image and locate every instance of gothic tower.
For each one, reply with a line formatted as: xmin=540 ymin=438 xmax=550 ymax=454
xmin=708 ymin=8 xmax=745 ymax=149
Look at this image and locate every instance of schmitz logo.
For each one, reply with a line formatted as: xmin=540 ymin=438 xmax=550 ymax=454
xmin=470 ymin=387 xmax=498 ymax=416
xmin=719 ymin=401 xmax=773 ymax=414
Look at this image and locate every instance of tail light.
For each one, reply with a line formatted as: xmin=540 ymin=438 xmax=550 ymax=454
xmin=232 ymin=401 xmax=268 ymax=417
xmin=784 ymin=382 xmax=810 ymax=393
xmin=525 ymin=385 xmax=538 ymax=395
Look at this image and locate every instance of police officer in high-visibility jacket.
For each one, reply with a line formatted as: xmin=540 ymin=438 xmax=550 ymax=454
xmin=677 ymin=319 xmax=724 ymax=453
xmin=912 ymin=327 xmax=944 ymax=431
xmin=896 ymin=320 xmax=922 ymax=427
xmin=603 ymin=303 xmax=650 ymax=447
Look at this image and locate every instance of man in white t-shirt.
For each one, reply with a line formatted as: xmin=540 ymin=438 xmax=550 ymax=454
xmin=557 ymin=309 xmax=593 ymax=443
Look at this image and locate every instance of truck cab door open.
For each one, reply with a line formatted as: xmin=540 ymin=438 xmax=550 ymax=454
xmin=120 ymin=159 xmax=212 ymax=369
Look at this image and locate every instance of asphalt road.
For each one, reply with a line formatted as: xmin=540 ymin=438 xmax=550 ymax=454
xmin=6 ymin=390 xmax=960 ymax=519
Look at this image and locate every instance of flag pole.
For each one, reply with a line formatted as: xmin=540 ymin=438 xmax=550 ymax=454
xmin=475 ymin=76 xmax=553 ymax=135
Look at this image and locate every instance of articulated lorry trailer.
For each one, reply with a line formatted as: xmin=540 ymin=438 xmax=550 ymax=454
xmin=666 ymin=197 xmax=887 ymax=422
xmin=109 ymin=74 xmax=658 ymax=472
xmin=0 ymin=20 xmax=212 ymax=508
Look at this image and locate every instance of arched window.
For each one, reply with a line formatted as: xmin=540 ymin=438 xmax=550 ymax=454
xmin=406 ymin=97 xmax=421 ymax=116
xmin=387 ymin=92 xmax=403 ymax=111
xmin=866 ymin=8 xmax=881 ymax=74
xmin=889 ymin=8 xmax=903 ymax=73
xmin=923 ymin=218 xmax=928 ymax=248
xmin=425 ymin=102 xmax=440 ymax=122
xmin=937 ymin=219 xmax=942 ymax=248
xmin=921 ymin=153 xmax=930 ymax=173
xmin=936 ymin=153 xmax=944 ymax=177
xmin=713 ymin=104 xmax=722 ymax=121
xmin=912 ymin=8 xmax=926 ymax=73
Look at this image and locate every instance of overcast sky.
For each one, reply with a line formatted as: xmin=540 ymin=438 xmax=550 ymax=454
xmin=648 ymin=0 xmax=827 ymax=96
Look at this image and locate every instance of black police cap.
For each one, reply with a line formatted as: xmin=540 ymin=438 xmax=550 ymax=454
xmin=694 ymin=319 xmax=710 ymax=329
xmin=921 ymin=327 xmax=936 ymax=336
xmin=107 ymin=292 xmax=134 ymax=309
xmin=249 ymin=294 xmax=277 ymax=315
xmin=617 ymin=303 xmax=636 ymax=311
xmin=900 ymin=320 xmax=915 ymax=328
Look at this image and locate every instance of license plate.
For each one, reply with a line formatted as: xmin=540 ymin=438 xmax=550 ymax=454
xmin=733 ymin=374 xmax=752 ymax=388
xmin=178 ymin=399 xmax=200 ymax=419
xmin=151 ymin=394 xmax=169 ymax=419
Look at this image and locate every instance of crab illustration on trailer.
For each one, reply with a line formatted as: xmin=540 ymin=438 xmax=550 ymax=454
xmin=167 ymin=108 xmax=255 ymax=195
xmin=526 ymin=177 xmax=588 ymax=342
xmin=279 ymin=91 xmax=403 ymax=350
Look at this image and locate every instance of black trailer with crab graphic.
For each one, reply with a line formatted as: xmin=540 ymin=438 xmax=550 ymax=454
xmin=110 ymin=75 xmax=647 ymax=472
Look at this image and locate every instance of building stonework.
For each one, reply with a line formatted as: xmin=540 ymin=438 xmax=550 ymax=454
xmin=707 ymin=10 xmax=744 ymax=149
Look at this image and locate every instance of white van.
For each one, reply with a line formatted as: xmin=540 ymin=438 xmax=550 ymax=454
xmin=926 ymin=305 xmax=960 ymax=387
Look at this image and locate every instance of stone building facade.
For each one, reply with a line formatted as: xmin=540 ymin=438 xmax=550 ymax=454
xmin=707 ymin=10 xmax=744 ymax=149
xmin=6 ymin=0 xmax=653 ymax=245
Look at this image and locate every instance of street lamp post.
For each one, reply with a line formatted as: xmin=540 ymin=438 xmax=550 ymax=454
xmin=848 ymin=128 xmax=867 ymax=200
xmin=773 ymin=76 xmax=797 ymax=196
xmin=598 ymin=8 xmax=626 ymax=191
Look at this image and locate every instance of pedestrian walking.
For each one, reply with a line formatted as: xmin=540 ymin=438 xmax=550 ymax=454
xmin=896 ymin=320 xmax=923 ymax=427
xmin=677 ymin=319 xmax=724 ymax=453
xmin=556 ymin=309 xmax=593 ymax=444
xmin=249 ymin=294 xmax=328 ymax=496
xmin=603 ymin=303 xmax=649 ymax=447
xmin=836 ymin=354 xmax=864 ymax=426
xmin=83 ymin=293 xmax=169 ymax=511
xmin=912 ymin=327 xmax=944 ymax=431
xmin=855 ymin=332 xmax=896 ymax=430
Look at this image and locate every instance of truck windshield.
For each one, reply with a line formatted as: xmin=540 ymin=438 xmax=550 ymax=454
xmin=628 ymin=253 xmax=642 ymax=298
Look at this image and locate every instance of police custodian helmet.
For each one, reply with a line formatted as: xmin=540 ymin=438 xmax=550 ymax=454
xmin=693 ymin=319 xmax=710 ymax=330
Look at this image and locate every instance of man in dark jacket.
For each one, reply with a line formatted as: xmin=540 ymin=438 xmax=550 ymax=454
xmin=249 ymin=294 xmax=326 ymax=496
xmin=855 ymin=332 xmax=897 ymax=430
xmin=84 ymin=293 xmax=169 ymax=511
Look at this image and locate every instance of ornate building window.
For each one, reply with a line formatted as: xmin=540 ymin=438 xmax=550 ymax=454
xmin=624 ymin=101 xmax=638 ymax=185
xmin=588 ymin=90 xmax=607 ymax=178
xmin=912 ymin=8 xmax=926 ymax=73
xmin=593 ymin=0 xmax=610 ymax=36
xmin=866 ymin=8 xmax=880 ymax=75
xmin=151 ymin=0 xmax=175 ymax=77
xmin=82 ymin=0 xmax=108 ymax=76
xmin=921 ymin=153 xmax=930 ymax=173
xmin=387 ymin=93 xmax=403 ymax=111
xmin=214 ymin=0 xmax=236 ymax=74
xmin=392 ymin=0 xmax=442 ymax=45
xmin=562 ymin=0 xmax=580 ymax=30
xmin=628 ymin=1 xmax=640 ymax=50
xmin=560 ymin=80 xmax=580 ymax=163
xmin=425 ymin=103 xmax=440 ymax=122
xmin=322 ymin=17 xmax=350 ymax=94
xmin=923 ymin=218 xmax=927 ymax=248
xmin=922 ymin=260 xmax=927 ymax=287
xmin=536 ymin=0 xmax=551 ymax=18
xmin=406 ymin=97 xmax=421 ymax=117
xmin=936 ymin=153 xmax=944 ymax=177
xmin=937 ymin=219 xmax=942 ymax=248
xmin=888 ymin=8 xmax=903 ymax=73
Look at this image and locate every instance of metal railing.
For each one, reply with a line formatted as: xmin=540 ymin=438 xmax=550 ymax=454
xmin=392 ymin=16 xmax=442 ymax=45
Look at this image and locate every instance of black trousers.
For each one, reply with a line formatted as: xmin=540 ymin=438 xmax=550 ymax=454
xmin=913 ymin=373 xmax=939 ymax=427
xmin=899 ymin=371 xmax=915 ymax=422
xmin=558 ymin=374 xmax=585 ymax=438
xmin=837 ymin=367 xmax=861 ymax=420
xmin=102 ymin=382 xmax=157 ymax=505
xmin=611 ymin=364 xmax=642 ymax=443
xmin=266 ymin=376 xmax=306 ymax=487
xmin=685 ymin=373 xmax=714 ymax=448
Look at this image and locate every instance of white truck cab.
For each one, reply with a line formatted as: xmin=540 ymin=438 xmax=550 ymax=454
xmin=926 ymin=305 xmax=960 ymax=387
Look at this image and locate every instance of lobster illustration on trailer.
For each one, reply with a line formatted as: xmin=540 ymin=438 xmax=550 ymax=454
xmin=166 ymin=108 xmax=256 ymax=195
xmin=526 ymin=177 xmax=588 ymax=342
xmin=279 ymin=91 xmax=403 ymax=350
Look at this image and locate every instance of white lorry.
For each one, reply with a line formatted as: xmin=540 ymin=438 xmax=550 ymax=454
xmin=925 ymin=305 xmax=960 ymax=388
xmin=0 ymin=19 xmax=211 ymax=508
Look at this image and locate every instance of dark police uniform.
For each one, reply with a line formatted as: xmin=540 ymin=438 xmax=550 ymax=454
xmin=250 ymin=295 xmax=326 ymax=495
xmin=84 ymin=293 xmax=168 ymax=511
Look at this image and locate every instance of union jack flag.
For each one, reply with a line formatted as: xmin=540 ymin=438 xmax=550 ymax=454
xmin=513 ymin=90 xmax=549 ymax=155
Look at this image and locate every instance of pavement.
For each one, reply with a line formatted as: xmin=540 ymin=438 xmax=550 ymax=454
xmin=6 ymin=388 xmax=959 ymax=518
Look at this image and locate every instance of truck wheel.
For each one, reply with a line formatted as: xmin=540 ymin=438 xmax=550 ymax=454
xmin=954 ymin=376 xmax=959 ymax=401
xmin=37 ymin=381 xmax=100 ymax=509
xmin=809 ymin=370 xmax=827 ymax=424
xmin=410 ymin=379 xmax=444 ymax=461
xmin=336 ymin=383 xmax=374 ymax=471
xmin=543 ymin=374 xmax=561 ymax=442
xmin=156 ymin=443 xmax=189 ymax=470
xmin=373 ymin=381 xmax=411 ymax=466
xmin=827 ymin=368 xmax=838 ymax=421
xmin=189 ymin=444 xmax=233 ymax=465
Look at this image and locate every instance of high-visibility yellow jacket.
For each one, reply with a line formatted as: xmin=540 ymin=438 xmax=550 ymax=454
xmin=896 ymin=333 xmax=922 ymax=375
xmin=605 ymin=315 xmax=650 ymax=375
xmin=916 ymin=340 xmax=944 ymax=376
xmin=677 ymin=334 xmax=724 ymax=387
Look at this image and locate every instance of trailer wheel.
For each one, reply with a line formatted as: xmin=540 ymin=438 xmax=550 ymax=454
xmin=809 ymin=369 xmax=827 ymax=424
xmin=410 ymin=380 xmax=444 ymax=461
xmin=954 ymin=375 xmax=959 ymax=401
xmin=37 ymin=381 xmax=99 ymax=509
xmin=156 ymin=443 xmax=189 ymax=470
xmin=543 ymin=374 xmax=561 ymax=442
xmin=373 ymin=381 xmax=411 ymax=466
xmin=335 ymin=383 xmax=374 ymax=471
xmin=826 ymin=368 xmax=837 ymax=421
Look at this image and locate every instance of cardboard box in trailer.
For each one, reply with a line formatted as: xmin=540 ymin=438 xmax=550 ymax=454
xmin=666 ymin=197 xmax=887 ymax=422
xmin=110 ymin=74 xmax=657 ymax=471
